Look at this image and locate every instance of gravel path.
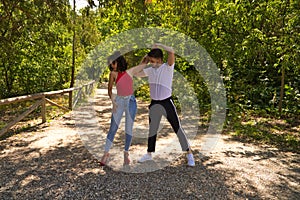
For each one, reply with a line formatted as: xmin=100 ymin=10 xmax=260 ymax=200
xmin=0 ymin=88 xmax=299 ymax=199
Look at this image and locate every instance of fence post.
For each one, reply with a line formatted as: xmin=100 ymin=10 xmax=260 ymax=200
xmin=88 ymin=82 xmax=93 ymax=95
xmin=41 ymin=95 xmax=46 ymax=123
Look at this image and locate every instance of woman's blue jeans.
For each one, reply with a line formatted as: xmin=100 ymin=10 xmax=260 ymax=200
xmin=104 ymin=95 xmax=137 ymax=152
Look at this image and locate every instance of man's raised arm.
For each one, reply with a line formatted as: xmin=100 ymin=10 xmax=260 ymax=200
xmin=153 ymin=43 xmax=175 ymax=66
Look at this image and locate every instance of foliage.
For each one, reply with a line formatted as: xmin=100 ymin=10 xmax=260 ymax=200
xmin=0 ymin=0 xmax=299 ymax=149
xmin=0 ymin=0 xmax=73 ymax=98
xmin=225 ymin=110 xmax=300 ymax=152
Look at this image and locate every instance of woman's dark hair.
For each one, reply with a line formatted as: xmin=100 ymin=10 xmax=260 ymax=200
xmin=148 ymin=48 xmax=163 ymax=60
xmin=107 ymin=51 xmax=128 ymax=72
xmin=107 ymin=54 xmax=115 ymax=71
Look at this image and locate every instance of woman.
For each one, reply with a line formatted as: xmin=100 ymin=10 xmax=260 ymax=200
xmin=100 ymin=51 xmax=146 ymax=166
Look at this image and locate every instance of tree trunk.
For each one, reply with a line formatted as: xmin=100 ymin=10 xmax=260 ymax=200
xmin=69 ymin=0 xmax=76 ymax=110
xmin=278 ymin=66 xmax=284 ymax=114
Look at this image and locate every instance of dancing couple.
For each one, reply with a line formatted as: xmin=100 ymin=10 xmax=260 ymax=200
xmin=100 ymin=44 xmax=195 ymax=167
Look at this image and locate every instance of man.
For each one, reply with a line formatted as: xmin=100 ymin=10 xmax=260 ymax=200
xmin=136 ymin=43 xmax=195 ymax=166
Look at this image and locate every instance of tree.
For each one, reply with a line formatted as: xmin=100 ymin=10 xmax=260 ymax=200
xmin=0 ymin=0 xmax=73 ymax=98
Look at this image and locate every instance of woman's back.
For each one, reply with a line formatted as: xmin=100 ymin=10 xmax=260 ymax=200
xmin=116 ymin=71 xmax=133 ymax=96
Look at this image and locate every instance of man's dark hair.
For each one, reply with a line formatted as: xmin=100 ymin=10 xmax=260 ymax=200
xmin=116 ymin=55 xmax=128 ymax=72
xmin=148 ymin=48 xmax=163 ymax=60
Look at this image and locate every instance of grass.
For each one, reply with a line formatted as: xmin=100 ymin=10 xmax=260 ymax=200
xmin=225 ymin=111 xmax=300 ymax=153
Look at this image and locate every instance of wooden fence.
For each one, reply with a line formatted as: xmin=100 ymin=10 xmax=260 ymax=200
xmin=0 ymin=81 xmax=95 ymax=137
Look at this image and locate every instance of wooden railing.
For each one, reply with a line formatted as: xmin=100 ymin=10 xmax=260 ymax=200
xmin=0 ymin=81 xmax=95 ymax=137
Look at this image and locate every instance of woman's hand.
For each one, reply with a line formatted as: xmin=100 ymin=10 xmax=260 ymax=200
xmin=112 ymin=101 xmax=118 ymax=113
xmin=140 ymin=55 xmax=149 ymax=64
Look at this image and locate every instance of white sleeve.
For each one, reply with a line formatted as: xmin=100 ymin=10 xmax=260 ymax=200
xmin=167 ymin=63 xmax=175 ymax=68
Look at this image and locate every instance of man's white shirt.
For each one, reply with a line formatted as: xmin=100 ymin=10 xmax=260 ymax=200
xmin=143 ymin=63 xmax=174 ymax=100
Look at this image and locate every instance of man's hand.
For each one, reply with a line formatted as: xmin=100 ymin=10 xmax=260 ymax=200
xmin=152 ymin=43 xmax=175 ymax=66
xmin=152 ymin=43 xmax=175 ymax=54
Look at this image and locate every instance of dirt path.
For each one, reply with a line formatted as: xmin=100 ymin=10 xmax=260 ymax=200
xmin=0 ymin=87 xmax=299 ymax=199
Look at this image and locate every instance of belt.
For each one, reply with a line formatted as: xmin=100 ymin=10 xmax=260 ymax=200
xmin=117 ymin=95 xmax=132 ymax=99
xmin=151 ymin=96 xmax=172 ymax=102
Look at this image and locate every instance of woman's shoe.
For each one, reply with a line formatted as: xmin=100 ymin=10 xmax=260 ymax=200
xmin=100 ymin=152 xmax=110 ymax=166
xmin=123 ymin=151 xmax=130 ymax=166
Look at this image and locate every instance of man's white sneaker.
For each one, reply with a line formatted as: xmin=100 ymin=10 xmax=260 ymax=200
xmin=187 ymin=153 xmax=195 ymax=167
xmin=138 ymin=153 xmax=152 ymax=163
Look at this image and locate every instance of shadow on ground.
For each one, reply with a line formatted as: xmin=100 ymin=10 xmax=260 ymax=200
xmin=1 ymin=86 xmax=299 ymax=199
xmin=0 ymin=133 xmax=260 ymax=199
